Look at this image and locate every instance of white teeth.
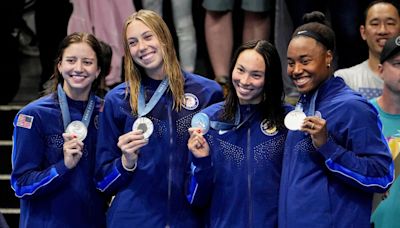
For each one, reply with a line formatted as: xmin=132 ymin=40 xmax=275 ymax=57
xmin=378 ymin=39 xmax=387 ymax=46
xmin=294 ymin=77 xmax=310 ymax=86
xmin=141 ymin=52 xmax=153 ymax=60
xmin=238 ymin=86 xmax=251 ymax=94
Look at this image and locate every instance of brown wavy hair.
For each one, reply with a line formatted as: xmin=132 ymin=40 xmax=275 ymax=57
xmin=45 ymin=32 xmax=103 ymax=96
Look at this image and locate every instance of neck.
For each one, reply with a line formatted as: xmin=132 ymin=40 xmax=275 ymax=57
xmin=378 ymin=89 xmax=400 ymax=114
xmin=64 ymin=87 xmax=90 ymax=101
xmin=145 ymin=68 xmax=166 ymax=80
xmin=368 ymin=53 xmax=382 ymax=78
xmin=238 ymin=98 xmax=262 ymax=105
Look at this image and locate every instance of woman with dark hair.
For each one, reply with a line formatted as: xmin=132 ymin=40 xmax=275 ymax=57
xmin=186 ymin=40 xmax=291 ymax=227
xmin=94 ymin=10 xmax=223 ymax=227
xmin=279 ymin=11 xmax=394 ymax=227
xmin=11 ymin=32 xmax=107 ymax=228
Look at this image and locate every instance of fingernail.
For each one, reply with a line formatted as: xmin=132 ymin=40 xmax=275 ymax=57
xmin=197 ymin=129 xmax=202 ymax=134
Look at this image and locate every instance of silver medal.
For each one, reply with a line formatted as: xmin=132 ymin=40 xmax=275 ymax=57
xmin=191 ymin=112 xmax=210 ymax=135
xmin=132 ymin=117 xmax=154 ymax=139
xmin=65 ymin=120 xmax=88 ymax=141
xmin=284 ymin=110 xmax=306 ymax=131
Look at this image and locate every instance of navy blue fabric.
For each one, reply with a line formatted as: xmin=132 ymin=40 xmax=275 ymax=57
xmin=279 ymin=76 xmax=394 ymax=227
xmin=11 ymin=94 xmax=107 ymax=228
xmin=188 ymin=102 xmax=292 ymax=227
xmin=95 ymin=72 xmax=223 ymax=228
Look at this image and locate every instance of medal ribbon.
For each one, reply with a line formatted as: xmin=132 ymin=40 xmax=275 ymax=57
xmin=138 ymin=78 xmax=168 ymax=117
xmin=298 ymin=89 xmax=319 ymax=116
xmin=57 ymin=83 xmax=96 ymax=130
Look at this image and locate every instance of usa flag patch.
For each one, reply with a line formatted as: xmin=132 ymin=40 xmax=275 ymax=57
xmin=17 ymin=114 xmax=34 ymax=129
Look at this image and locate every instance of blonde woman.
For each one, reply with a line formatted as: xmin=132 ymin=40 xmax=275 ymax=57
xmin=95 ymin=10 xmax=223 ymax=227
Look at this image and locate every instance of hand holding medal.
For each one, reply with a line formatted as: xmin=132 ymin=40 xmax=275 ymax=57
xmin=301 ymin=112 xmax=328 ymax=148
xmin=62 ymin=132 xmax=84 ymax=169
xmin=188 ymin=113 xmax=210 ymax=158
xmin=118 ymin=129 xmax=149 ymax=171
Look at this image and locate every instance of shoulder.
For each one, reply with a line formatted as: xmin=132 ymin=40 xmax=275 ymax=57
xmin=331 ymin=91 xmax=378 ymax=118
xmin=18 ymin=95 xmax=57 ymax=116
xmin=104 ymin=82 xmax=128 ymax=102
xmin=201 ymin=101 xmax=225 ymax=121
xmin=334 ymin=61 xmax=367 ymax=79
xmin=14 ymin=95 xmax=58 ymax=129
xmin=184 ymin=72 xmax=221 ymax=91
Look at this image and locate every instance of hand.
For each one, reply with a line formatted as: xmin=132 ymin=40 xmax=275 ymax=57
xmin=118 ymin=130 xmax=148 ymax=169
xmin=301 ymin=115 xmax=328 ymax=148
xmin=62 ymin=133 xmax=84 ymax=169
xmin=187 ymin=128 xmax=210 ymax=158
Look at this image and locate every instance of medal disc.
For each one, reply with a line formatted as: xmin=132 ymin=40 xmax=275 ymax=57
xmin=65 ymin=120 xmax=88 ymax=141
xmin=284 ymin=110 xmax=306 ymax=131
xmin=132 ymin=117 xmax=154 ymax=139
xmin=191 ymin=113 xmax=210 ymax=135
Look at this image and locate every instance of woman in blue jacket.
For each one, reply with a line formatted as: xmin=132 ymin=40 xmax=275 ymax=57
xmin=187 ymin=40 xmax=291 ymax=227
xmin=94 ymin=10 xmax=223 ymax=228
xmin=11 ymin=32 xmax=107 ymax=228
xmin=279 ymin=11 xmax=394 ymax=227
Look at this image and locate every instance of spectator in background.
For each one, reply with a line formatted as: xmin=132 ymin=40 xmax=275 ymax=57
xmin=0 ymin=0 xmax=29 ymax=104
xmin=68 ymin=0 xmax=136 ymax=88
xmin=141 ymin=0 xmax=197 ymax=73
xmin=280 ymin=11 xmax=394 ymax=227
xmin=35 ymin=0 xmax=73 ymax=91
xmin=285 ymin=0 xmax=373 ymax=69
xmin=335 ymin=0 xmax=400 ymax=100
xmin=0 ymin=212 xmax=9 ymax=228
xmin=203 ymin=0 xmax=273 ymax=88
xmin=11 ymin=32 xmax=107 ymax=228
xmin=96 ymin=40 xmax=113 ymax=98
xmin=370 ymin=35 xmax=400 ymax=228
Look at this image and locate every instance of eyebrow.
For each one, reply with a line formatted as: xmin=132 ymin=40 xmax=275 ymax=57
xmin=64 ymin=56 xmax=95 ymax=61
xmin=287 ymin=54 xmax=310 ymax=60
xmin=236 ymin=64 xmax=265 ymax=74
xmin=127 ymin=30 xmax=153 ymax=41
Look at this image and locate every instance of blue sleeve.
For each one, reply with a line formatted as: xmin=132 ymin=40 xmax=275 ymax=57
xmin=318 ymin=101 xmax=394 ymax=193
xmin=95 ymin=94 xmax=134 ymax=195
xmin=11 ymin=112 xmax=70 ymax=199
xmin=186 ymin=154 xmax=214 ymax=207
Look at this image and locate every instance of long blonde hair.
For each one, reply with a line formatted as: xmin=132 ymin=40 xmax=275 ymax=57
xmin=122 ymin=9 xmax=184 ymax=114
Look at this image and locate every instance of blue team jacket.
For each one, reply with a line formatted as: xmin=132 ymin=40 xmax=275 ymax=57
xmin=11 ymin=94 xmax=107 ymax=228
xmin=187 ymin=102 xmax=292 ymax=227
xmin=95 ymin=72 xmax=223 ymax=228
xmin=279 ymin=76 xmax=394 ymax=227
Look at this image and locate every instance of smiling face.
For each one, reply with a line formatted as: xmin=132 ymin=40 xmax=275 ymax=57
xmin=361 ymin=3 xmax=400 ymax=58
xmin=232 ymin=49 xmax=266 ymax=104
xmin=57 ymin=42 xmax=100 ymax=100
xmin=126 ymin=20 xmax=165 ymax=80
xmin=287 ymin=36 xmax=333 ymax=94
